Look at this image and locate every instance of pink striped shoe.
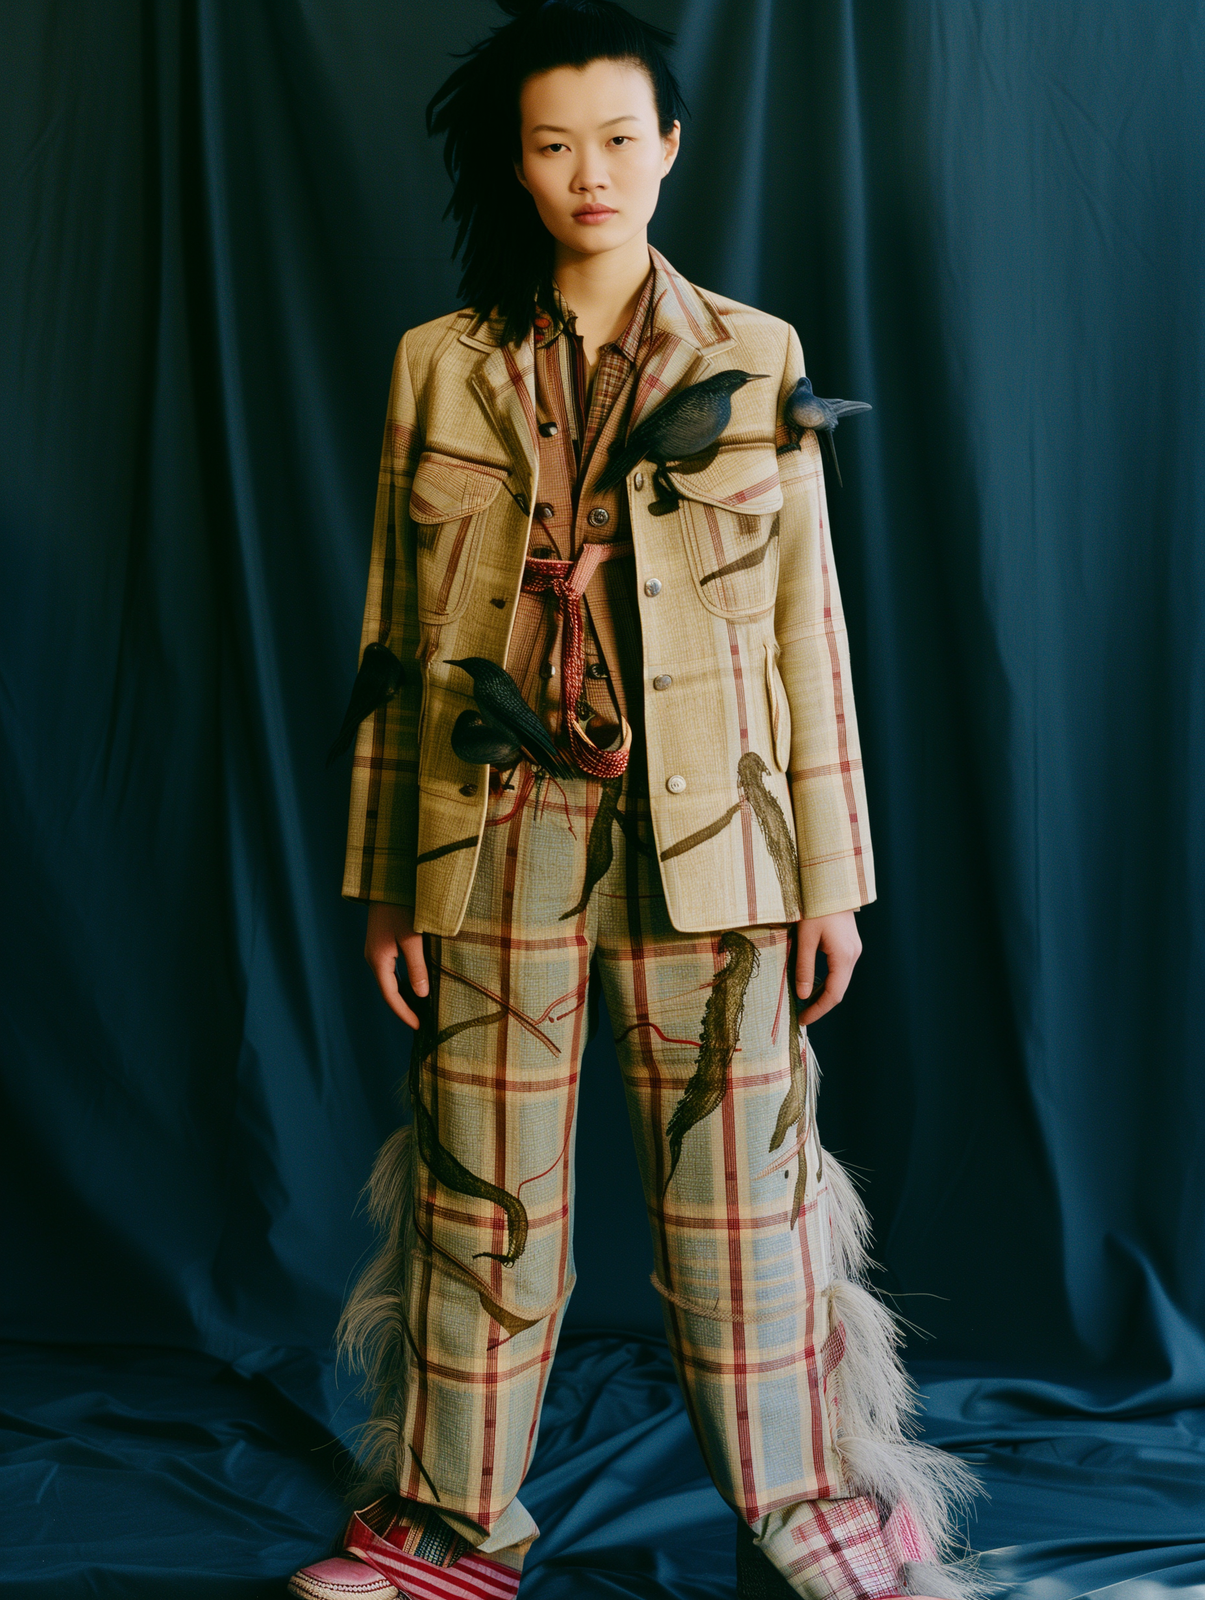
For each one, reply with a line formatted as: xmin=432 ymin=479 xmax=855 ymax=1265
xmin=288 ymin=1498 xmax=523 ymax=1600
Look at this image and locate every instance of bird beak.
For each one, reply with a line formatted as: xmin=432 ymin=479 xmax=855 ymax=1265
xmin=748 ymin=374 xmax=770 ymax=381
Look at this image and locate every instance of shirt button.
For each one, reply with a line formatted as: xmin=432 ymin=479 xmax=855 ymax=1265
xmin=538 ymin=421 xmax=559 ymax=437
xmin=644 ymin=578 xmax=662 ymax=597
xmin=633 ymin=472 xmax=644 ymax=491
xmin=587 ymin=506 xmax=610 ymax=527
xmin=585 ymin=662 xmax=610 ymax=679
xmin=531 ymin=545 xmax=554 ymax=559
xmin=666 ymin=774 xmax=687 ymax=794
xmin=653 ymin=673 xmax=672 ymax=690
xmin=536 ymin=502 xmax=555 ymax=520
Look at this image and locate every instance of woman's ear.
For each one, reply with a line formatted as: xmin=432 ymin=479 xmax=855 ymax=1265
xmin=662 ymin=120 xmax=681 ymax=176
xmin=514 ymin=159 xmax=530 ymax=193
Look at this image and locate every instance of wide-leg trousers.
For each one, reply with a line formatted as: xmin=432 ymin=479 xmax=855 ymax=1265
xmin=343 ymin=769 xmax=973 ymax=1600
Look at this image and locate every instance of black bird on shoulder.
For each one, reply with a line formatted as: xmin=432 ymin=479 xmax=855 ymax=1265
xmin=593 ymin=369 xmax=768 ymax=513
xmin=325 ymin=640 xmax=405 ymax=767
xmin=780 ymin=375 xmax=872 ymax=488
xmin=446 ymin=658 xmax=573 ymax=778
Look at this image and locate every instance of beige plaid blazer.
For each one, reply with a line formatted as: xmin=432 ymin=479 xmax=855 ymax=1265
xmin=343 ymin=251 xmax=875 ymax=936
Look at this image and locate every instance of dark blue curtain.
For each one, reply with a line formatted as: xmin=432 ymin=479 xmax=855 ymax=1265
xmin=3 ymin=3 xmax=1203 ymax=1595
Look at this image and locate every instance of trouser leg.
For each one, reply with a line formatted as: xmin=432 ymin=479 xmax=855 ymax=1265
xmin=340 ymin=770 xmax=602 ymax=1572
xmin=593 ymin=801 xmax=979 ymax=1600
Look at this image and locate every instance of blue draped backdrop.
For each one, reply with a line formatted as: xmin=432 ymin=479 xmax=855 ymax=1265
xmin=2 ymin=2 xmax=1203 ymax=1595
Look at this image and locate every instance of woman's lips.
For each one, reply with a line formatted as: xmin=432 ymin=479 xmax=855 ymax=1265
xmin=573 ymin=206 xmax=617 ymax=224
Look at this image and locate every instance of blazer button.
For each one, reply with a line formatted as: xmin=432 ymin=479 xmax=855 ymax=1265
xmin=633 ymin=471 xmax=644 ymax=490
xmin=536 ymin=502 xmax=555 ymax=520
xmin=653 ymin=673 xmax=672 ymax=690
xmin=644 ymin=577 xmax=662 ymax=597
xmin=666 ymin=774 xmax=687 ymax=794
xmin=459 ymin=783 xmax=478 ymax=796
xmin=538 ymin=421 xmax=558 ymax=437
xmin=587 ymin=506 xmax=610 ymax=527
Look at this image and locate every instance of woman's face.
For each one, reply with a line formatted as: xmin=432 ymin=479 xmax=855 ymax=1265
xmin=515 ymin=58 xmax=680 ymax=260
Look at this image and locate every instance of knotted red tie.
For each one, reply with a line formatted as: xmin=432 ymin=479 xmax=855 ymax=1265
xmin=521 ymin=540 xmax=633 ymax=778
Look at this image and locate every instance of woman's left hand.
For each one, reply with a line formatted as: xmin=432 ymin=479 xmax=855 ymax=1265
xmin=794 ymin=909 xmax=862 ymax=1025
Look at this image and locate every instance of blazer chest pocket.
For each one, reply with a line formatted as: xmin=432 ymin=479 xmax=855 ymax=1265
xmin=409 ymin=451 xmax=510 ymax=623
xmin=670 ymin=443 xmax=784 ymax=619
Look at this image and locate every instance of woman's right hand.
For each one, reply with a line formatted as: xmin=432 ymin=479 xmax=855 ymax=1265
xmin=365 ymin=901 xmax=429 ymax=1029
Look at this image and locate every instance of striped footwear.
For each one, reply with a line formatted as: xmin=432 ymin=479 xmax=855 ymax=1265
xmin=289 ymin=1499 xmax=523 ymax=1600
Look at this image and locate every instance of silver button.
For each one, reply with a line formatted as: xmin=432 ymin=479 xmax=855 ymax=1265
xmin=644 ymin=578 xmax=662 ymax=597
xmin=666 ymin=774 xmax=687 ymax=794
xmin=633 ymin=471 xmax=645 ymax=490
xmin=538 ymin=421 xmax=558 ymax=438
xmin=587 ymin=506 xmax=610 ymax=528
xmin=653 ymin=673 xmax=672 ymax=690
xmin=536 ymin=502 xmax=555 ymax=520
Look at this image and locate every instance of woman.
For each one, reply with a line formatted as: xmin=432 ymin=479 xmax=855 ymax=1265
xmin=291 ymin=4 xmax=979 ymax=1597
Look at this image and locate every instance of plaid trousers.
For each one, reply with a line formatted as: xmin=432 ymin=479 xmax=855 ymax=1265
xmin=342 ymin=770 xmax=971 ymax=1599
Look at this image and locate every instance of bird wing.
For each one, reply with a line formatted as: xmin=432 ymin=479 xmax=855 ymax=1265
xmin=326 ymin=642 xmax=404 ymax=766
xmin=593 ymin=440 xmax=646 ymax=496
xmin=475 ymin=665 xmax=574 ymax=777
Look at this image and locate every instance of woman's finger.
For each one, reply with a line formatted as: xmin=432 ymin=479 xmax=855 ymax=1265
xmin=368 ymin=945 xmax=420 ymax=1029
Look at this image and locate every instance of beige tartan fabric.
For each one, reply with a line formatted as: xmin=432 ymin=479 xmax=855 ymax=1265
xmin=341 ymin=773 xmax=977 ymax=1598
xmin=342 ymin=249 xmax=874 ymax=935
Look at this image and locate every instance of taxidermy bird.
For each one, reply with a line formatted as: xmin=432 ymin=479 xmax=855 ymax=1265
xmin=450 ymin=709 xmax=521 ymax=769
xmin=593 ymin=369 xmax=768 ymax=512
xmin=325 ymin=641 xmax=405 ymax=766
xmin=780 ymin=375 xmax=872 ymax=488
xmin=446 ymin=657 xmax=573 ymax=777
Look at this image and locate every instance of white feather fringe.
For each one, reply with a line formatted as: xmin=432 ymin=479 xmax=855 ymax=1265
xmin=821 ymin=1149 xmax=990 ymax=1599
xmin=335 ymin=1123 xmax=417 ymax=1492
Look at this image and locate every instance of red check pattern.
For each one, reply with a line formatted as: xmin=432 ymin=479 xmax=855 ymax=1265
xmin=343 ymin=770 xmax=943 ymax=1597
xmin=345 ymin=1509 xmax=521 ymax=1600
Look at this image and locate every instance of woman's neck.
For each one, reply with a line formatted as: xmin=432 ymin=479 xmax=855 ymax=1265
xmin=553 ymin=233 xmax=652 ymax=373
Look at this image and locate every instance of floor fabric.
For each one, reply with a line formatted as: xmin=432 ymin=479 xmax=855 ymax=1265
xmin=2 ymin=1334 xmax=1202 ymax=1599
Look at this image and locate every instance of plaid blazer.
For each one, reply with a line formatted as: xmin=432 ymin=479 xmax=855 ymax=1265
xmin=343 ymin=251 xmax=875 ymax=936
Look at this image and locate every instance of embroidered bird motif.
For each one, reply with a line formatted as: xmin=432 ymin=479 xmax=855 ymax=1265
xmin=780 ymin=375 xmax=872 ymax=488
xmin=326 ymin=640 xmax=405 ymax=767
xmin=664 ymin=931 xmax=760 ymax=1189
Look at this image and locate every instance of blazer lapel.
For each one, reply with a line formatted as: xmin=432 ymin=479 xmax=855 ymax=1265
xmin=463 ymin=320 xmax=538 ymax=482
xmin=628 ymin=248 xmax=738 ymax=430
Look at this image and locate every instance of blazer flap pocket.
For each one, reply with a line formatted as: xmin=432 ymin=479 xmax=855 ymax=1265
xmin=667 ymin=442 xmax=784 ymax=515
xmin=410 ymin=452 xmax=509 ymax=524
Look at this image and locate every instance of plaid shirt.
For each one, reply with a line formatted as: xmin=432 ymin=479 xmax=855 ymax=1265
xmin=506 ymin=272 xmax=655 ymax=757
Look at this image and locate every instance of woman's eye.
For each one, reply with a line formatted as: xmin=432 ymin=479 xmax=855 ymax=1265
xmin=544 ymin=143 xmax=566 ymax=153
xmin=611 ymin=136 xmax=629 ymax=146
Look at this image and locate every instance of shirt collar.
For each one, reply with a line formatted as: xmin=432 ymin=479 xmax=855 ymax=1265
xmin=537 ymin=264 xmax=656 ymax=361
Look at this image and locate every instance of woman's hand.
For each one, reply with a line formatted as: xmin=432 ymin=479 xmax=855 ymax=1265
xmin=794 ymin=909 xmax=862 ymax=1025
xmin=365 ymin=902 xmax=429 ymax=1029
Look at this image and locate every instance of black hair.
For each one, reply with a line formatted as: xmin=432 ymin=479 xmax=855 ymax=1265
xmin=427 ymin=0 xmax=685 ymax=347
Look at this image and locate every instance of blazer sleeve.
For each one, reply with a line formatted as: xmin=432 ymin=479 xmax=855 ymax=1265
xmin=773 ymin=324 xmax=876 ymax=918
xmin=341 ymin=333 xmax=423 ymax=906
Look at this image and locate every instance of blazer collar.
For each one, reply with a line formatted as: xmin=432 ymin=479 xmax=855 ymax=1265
xmin=457 ymin=247 xmax=737 ymax=463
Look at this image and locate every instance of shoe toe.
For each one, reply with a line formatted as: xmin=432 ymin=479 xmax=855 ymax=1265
xmin=287 ymin=1554 xmax=398 ymax=1599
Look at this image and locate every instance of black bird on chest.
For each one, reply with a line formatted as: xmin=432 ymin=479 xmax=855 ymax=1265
xmin=446 ymin=657 xmax=573 ymax=778
xmin=780 ymin=375 xmax=872 ymax=488
xmin=593 ymin=369 xmax=768 ymax=513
